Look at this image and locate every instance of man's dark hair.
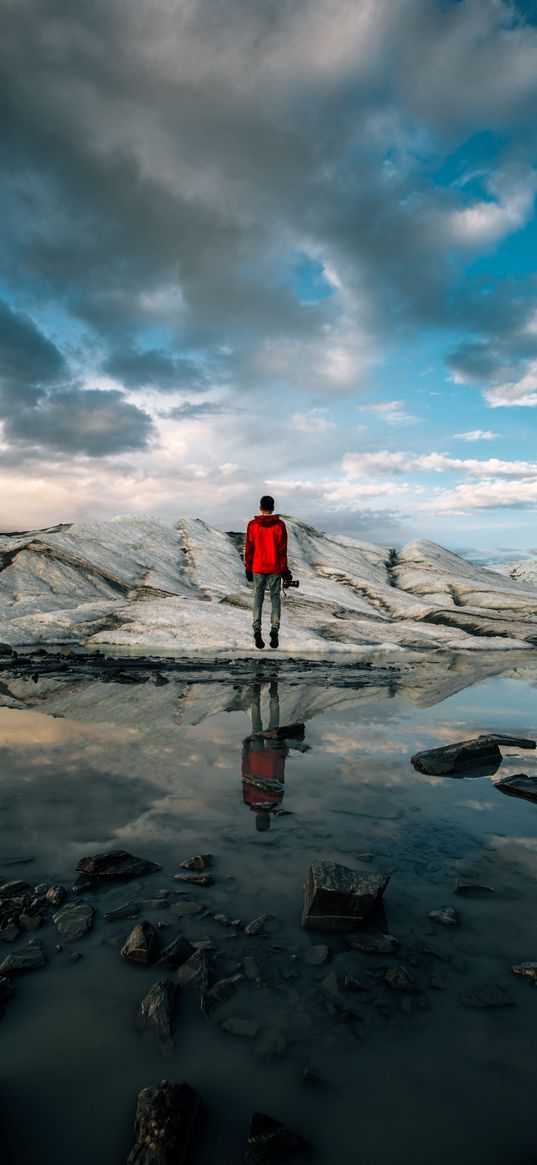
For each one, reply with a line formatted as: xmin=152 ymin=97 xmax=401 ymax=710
xmin=260 ymin=495 xmax=275 ymax=512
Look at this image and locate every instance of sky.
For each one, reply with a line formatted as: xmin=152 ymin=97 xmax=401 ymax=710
xmin=1 ymin=0 xmax=537 ymax=558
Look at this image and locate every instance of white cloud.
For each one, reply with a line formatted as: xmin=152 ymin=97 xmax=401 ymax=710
xmin=342 ymin=448 xmax=537 ymax=479
xmin=450 ymin=168 xmax=537 ymax=248
xmin=424 ymin=478 xmax=537 ymax=512
xmin=485 ymin=362 xmax=537 ymax=407
xmin=358 ymin=400 xmax=417 ymax=425
xmin=453 ymin=430 xmax=500 ymax=441
xmin=291 ymin=408 xmax=336 ymax=434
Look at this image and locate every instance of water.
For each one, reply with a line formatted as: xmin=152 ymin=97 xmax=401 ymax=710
xmin=1 ymin=660 xmax=537 ymax=1164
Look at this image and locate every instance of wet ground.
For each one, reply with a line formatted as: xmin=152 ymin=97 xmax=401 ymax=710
xmin=1 ymin=656 xmax=537 ymax=1164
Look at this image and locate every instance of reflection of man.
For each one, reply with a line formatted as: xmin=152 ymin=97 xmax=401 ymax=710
xmin=242 ymin=681 xmax=288 ymax=831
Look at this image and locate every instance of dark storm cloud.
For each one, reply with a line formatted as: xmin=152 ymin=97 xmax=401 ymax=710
xmin=103 ymin=348 xmax=213 ymax=391
xmin=5 ymin=387 xmax=153 ymax=457
xmin=168 ymin=401 xmax=226 ymax=420
xmin=0 ymin=297 xmax=67 ymax=414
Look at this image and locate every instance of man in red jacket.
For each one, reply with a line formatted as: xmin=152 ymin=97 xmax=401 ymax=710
xmin=244 ymin=495 xmax=291 ymax=649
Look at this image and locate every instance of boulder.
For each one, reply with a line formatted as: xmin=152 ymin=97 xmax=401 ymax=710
xmin=138 ymin=979 xmax=177 ymax=1054
xmin=384 ymin=966 xmax=416 ymax=991
xmin=173 ymin=873 xmax=214 ymax=887
xmin=174 ymin=901 xmax=203 ymax=918
xmin=122 ymin=922 xmax=160 ymax=965
xmin=0 ymin=938 xmax=46 ymax=975
xmin=104 ymin=901 xmax=140 ymax=921
xmin=245 ymin=1112 xmax=311 ymax=1163
xmin=222 ymin=1017 xmax=259 ymax=1038
xmin=53 ymin=903 xmax=94 ymax=942
xmin=158 ymin=935 xmax=194 ymax=972
xmin=411 ymin=734 xmax=535 ymax=777
xmin=495 ymin=773 xmax=537 ymax=805
xmin=511 ymin=962 xmax=537 ymax=984
xmin=303 ymin=945 xmax=329 ymax=966
xmin=302 ymin=861 xmax=389 ymax=932
xmin=455 ymin=882 xmax=495 ymax=896
xmin=127 ymin=1079 xmax=201 ymax=1165
xmin=45 ymin=885 xmax=67 ymax=907
xmin=345 ymin=933 xmax=399 ymax=955
xmin=201 ymin=973 xmax=243 ymax=1018
xmin=180 ymin=854 xmax=213 ymax=871
xmin=244 ymin=914 xmax=278 ymax=936
xmin=176 ymin=948 xmax=211 ymax=991
xmin=75 ymin=849 xmax=161 ymax=882
xmin=462 ymin=985 xmax=514 ymax=1008
xmin=429 ymin=907 xmax=458 ymax=927
xmin=0 ymin=880 xmax=30 ymax=896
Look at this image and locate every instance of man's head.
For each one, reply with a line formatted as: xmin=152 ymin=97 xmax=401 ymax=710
xmin=260 ymin=494 xmax=275 ymax=514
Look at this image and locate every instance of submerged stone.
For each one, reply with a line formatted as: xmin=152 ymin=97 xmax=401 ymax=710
xmin=176 ymin=948 xmax=211 ymax=991
xmin=302 ymin=861 xmax=389 ymax=933
xmin=511 ymin=962 xmax=537 ymax=984
xmin=495 ymin=773 xmax=537 ymax=805
xmin=0 ymin=880 xmax=30 ymax=896
xmin=127 ymin=1079 xmax=201 ymax=1165
xmin=245 ymin=914 xmax=278 ymax=936
xmin=0 ymin=938 xmax=47 ymax=975
xmin=345 ymin=933 xmax=399 ymax=955
xmin=462 ymin=985 xmax=514 ymax=1009
xmin=174 ymin=901 xmax=204 ymax=918
xmin=384 ymin=966 xmax=416 ymax=991
xmin=245 ymin=1111 xmax=311 ymax=1163
xmin=53 ymin=902 xmax=94 ymax=942
xmin=411 ymin=734 xmax=534 ymax=777
xmin=455 ymin=882 xmax=495 ymax=896
xmin=75 ymin=849 xmax=161 ymax=882
xmin=173 ymin=873 xmax=214 ymax=887
xmin=104 ymin=901 xmax=140 ymax=921
xmin=121 ymin=921 xmax=160 ymax=965
xmin=158 ymin=935 xmax=194 ymax=971
xmin=429 ymin=907 xmax=458 ymax=927
xmin=201 ymin=973 xmax=243 ymax=1017
xmin=222 ymin=1016 xmax=259 ymax=1038
xmin=138 ymin=978 xmax=177 ymax=1054
xmin=303 ymin=945 xmax=329 ymax=966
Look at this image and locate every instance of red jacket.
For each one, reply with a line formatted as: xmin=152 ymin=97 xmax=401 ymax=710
xmin=245 ymin=515 xmax=288 ymax=575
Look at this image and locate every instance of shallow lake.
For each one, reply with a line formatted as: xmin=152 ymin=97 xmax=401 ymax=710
xmin=1 ymin=656 xmax=537 ymax=1165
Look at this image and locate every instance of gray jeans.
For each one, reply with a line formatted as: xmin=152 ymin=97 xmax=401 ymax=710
xmin=252 ymin=572 xmax=281 ymax=632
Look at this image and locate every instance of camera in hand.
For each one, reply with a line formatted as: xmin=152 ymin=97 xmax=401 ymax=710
xmin=282 ymin=570 xmax=299 ymax=589
xmin=284 ymin=579 xmax=299 ymax=588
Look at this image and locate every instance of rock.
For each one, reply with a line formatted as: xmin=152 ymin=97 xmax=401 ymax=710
xmin=0 ymin=938 xmax=47 ymax=975
xmin=122 ymin=922 xmax=160 ymax=965
xmin=45 ymin=885 xmax=67 ymax=907
xmin=511 ymin=962 xmax=537 ymax=984
xmin=302 ymin=1068 xmax=324 ymax=1086
xmin=180 ymin=854 xmax=213 ymax=871
xmin=242 ymin=956 xmax=259 ymax=981
xmin=384 ymin=966 xmax=416 ymax=991
xmin=143 ymin=899 xmax=170 ymax=910
xmin=245 ymin=914 xmax=278 ymax=936
xmin=67 ymin=951 xmax=82 ymax=964
xmin=0 ymin=880 xmax=30 ymax=896
xmin=155 ymin=890 xmax=170 ymax=899
xmin=75 ymin=849 xmax=161 ymax=882
xmin=0 ymin=922 xmax=20 ymax=943
xmin=303 ymin=945 xmax=329 ymax=966
xmin=260 ymin=723 xmax=305 ymax=740
xmin=213 ymin=913 xmax=238 ymax=928
xmin=127 ymin=1079 xmax=201 ymax=1165
xmin=429 ymin=907 xmax=458 ymax=927
xmin=495 ymin=773 xmax=537 ymax=805
xmin=19 ymin=912 xmax=43 ymax=930
xmin=257 ymin=1028 xmax=287 ymax=1057
xmin=345 ymin=933 xmax=399 ymax=955
xmin=356 ymin=853 xmax=373 ymax=863
xmin=158 ymin=935 xmax=194 ymax=971
xmin=302 ymin=861 xmax=389 ymax=933
xmin=176 ymin=948 xmax=211 ymax=991
xmin=344 ymin=972 xmax=365 ymax=992
xmin=411 ymin=735 xmax=534 ymax=777
xmin=53 ymin=902 xmax=94 ymax=942
xmin=174 ymin=901 xmax=203 ymax=917
xmin=222 ymin=1017 xmax=259 ymax=1038
xmin=245 ymin=1111 xmax=311 ymax=1163
xmin=462 ymin=985 xmax=514 ymax=1008
xmin=0 ymin=976 xmax=15 ymax=1003
xmin=455 ymin=882 xmax=495 ymax=896
xmin=104 ymin=900 xmax=140 ymax=921
xmin=201 ymin=973 xmax=243 ymax=1017
xmin=138 ymin=979 xmax=177 ymax=1054
xmin=174 ymin=874 xmax=214 ymax=887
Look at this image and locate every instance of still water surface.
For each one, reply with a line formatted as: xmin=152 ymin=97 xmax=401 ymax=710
xmin=1 ymin=663 xmax=537 ymax=1164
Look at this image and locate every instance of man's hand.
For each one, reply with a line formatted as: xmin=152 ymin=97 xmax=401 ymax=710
xmin=281 ymin=568 xmax=293 ymax=585
xmin=245 ymin=570 xmax=253 ymax=582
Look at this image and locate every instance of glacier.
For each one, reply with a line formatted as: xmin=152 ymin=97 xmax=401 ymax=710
xmin=1 ymin=514 xmax=537 ymax=654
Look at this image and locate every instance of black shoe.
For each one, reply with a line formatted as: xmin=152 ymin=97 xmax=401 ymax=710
xmin=270 ymin=629 xmax=279 ymax=649
xmin=254 ymin=631 xmax=265 ymax=650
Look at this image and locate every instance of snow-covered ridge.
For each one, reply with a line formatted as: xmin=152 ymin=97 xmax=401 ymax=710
xmin=1 ymin=515 xmax=537 ymax=654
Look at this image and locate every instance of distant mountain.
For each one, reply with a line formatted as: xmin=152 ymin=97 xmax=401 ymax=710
xmin=1 ymin=515 xmax=537 ymax=653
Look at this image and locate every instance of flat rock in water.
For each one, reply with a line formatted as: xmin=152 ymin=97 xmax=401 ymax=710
xmin=174 ymin=901 xmax=203 ymax=918
xmin=429 ymin=907 xmax=458 ymax=927
xmin=260 ymin=723 xmax=305 ymax=740
xmin=176 ymin=948 xmax=211 ymax=991
xmin=53 ymin=902 xmax=94 ymax=942
xmin=245 ymin=914 xmax=278 ymax=936
xmin=0 ymin=880 xmax=30 ymax=896
xmin=384 ymin=966 xmax=416 ymax=991
xmin=495 ymin=773 xmax=537 ymax=805
xmin=346 ymin=933 xmax=399 ymax=955
xmin=0 ymin=938 xmax=46 ymax=975
xmin=201 ymin=973 xmax=243 ymax=1017
xmin=411 ymin=735 xmax=534 ymax=777
xmin=75 ymin=849 xmax=161 ymax=882
xmin=158 ymin=935 xmax=194 ymax=971
xmin=511 ymin=962 xmax=537 ymax=984
xmin=303 ymin=945 xmax=329 ymax=966
xmin=455 ymin=882 xmax=495 ymax=896
xmin=222 ymin=1016 xmax=259 ymax=1038
xmin=173 ymin=873 xmax=214 ymax=887
xmin=245 ymin=1111 xmax=311 ymax=1163
xmin=302 ymin=861 xmax=389 ymax=933
xmin=180 ymin=854 xmax=213 ymax=871
xmin=462 ymin=985 xmax=514 ymax=1009
xmin=122 ymin=922 xmax=160 ymax=965
xmin=104 ymin=900 xmax=140 ymax=921
xmin=138 ymin=978 xmax=177 ymax=1054
xmin=127 ymin=1079 xmax=201 ymax=1165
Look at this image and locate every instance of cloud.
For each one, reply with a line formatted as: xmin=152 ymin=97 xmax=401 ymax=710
xmin=291 ymin=408 xmax=336 ymax=434
xmin=4 ymin=388 xmax=154 ymax=456
xmin=426 ymin=477 xmax=537 ymax=512
xmin=358 ymin=400 xmax=417 ymax=425
xmin=103 ymin=348 xmax=214 ymax=391
xmin=453 ymin=430 xmax=501 ymax=441
xmin=0 ymin=298 xmax=68 ymax=415
xmin=484 ymin=361 xmax=537 ymax=406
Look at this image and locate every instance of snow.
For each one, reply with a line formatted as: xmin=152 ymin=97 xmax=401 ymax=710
xmin=1 ymin=515 xmax=537 ymax=654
